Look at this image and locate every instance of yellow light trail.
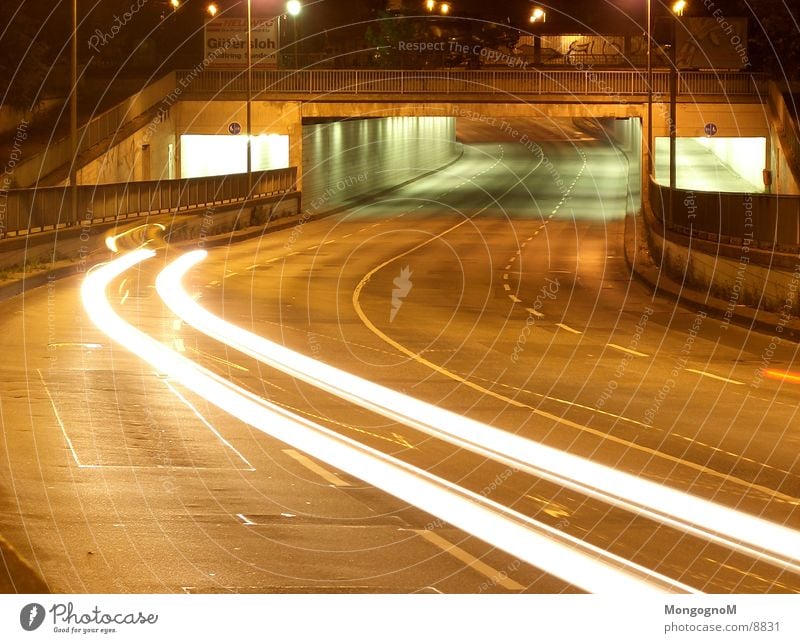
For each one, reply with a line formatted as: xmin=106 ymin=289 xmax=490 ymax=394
xmin=84 ymin=249 xmax=690 ymax=594
xmin=155 ymin=249 xmax=800 ymax=577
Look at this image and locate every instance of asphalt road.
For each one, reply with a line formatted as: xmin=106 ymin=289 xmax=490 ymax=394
xmin=1 ymin=118 xmax=798 ymax=594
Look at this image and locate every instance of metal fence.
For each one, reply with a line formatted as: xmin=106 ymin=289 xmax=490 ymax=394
xmin=0 ymin=167 xmax=297 ymax=238
xmin=184 ymin=69 xmax=761 ymax=98
xmin=649 ymin=178 xmax=800 ymax=248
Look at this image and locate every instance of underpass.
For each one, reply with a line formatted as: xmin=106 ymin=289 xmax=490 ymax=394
xmin=2 ymin=116 xmax=799 ymax=593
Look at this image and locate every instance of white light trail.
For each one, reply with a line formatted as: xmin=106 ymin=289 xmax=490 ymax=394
xmin=83 ymin=249 xmax=690 ymax=594
xmin=156 ymin=249 xmax=800 ymax=576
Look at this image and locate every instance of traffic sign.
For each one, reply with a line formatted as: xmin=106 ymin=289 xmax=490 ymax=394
xmin=228 ymin=122 xmax=242 ymax=135
xmin=704 ymin=122 xmax=718 ymax=137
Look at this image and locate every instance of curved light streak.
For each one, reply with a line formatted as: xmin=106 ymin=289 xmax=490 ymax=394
xmin=156 ymin=249 xmax=800 ymax=576
xmin=83 ymin=248 xmax=690 ymax=594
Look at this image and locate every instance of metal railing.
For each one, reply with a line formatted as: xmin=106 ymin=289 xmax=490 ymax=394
xmin=649 ymin=178 xmax=800 ymax=249
xmin=0 ymin=167 xmax=296 ymax=238
xmin=183 ymin=69 xmax=761 ymax=98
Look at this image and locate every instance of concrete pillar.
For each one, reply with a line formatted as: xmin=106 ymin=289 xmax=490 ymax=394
xmin=287 ymin=105 xmax=303 ymax=194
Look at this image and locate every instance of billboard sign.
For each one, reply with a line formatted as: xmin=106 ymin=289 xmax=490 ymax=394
xmin=204 ymin=18 xmax=279 ymax=69
xmin=675 ymin=17 xmax=749 ymax=70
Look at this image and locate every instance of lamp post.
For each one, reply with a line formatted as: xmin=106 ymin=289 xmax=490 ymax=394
xmin=667 ymin=1 xmax=685 ymax=225
xmin=70 ymin=0 xmax=78 ymax=226
xmin=646 ymin=0 xmax=652 ymax=181
xmin=237 ymin=1 xmax=301 ymax=193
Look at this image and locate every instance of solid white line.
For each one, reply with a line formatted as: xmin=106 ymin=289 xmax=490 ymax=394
xmin=556 ymin=323 xmax=582 ymax=335
xmin=36 ymin=369 xmax=84 ymax=468
xmin=686 ymin=368 xmax=744 ymax=385
xmin=236 ymin=513 xmax=256 ymax=526
xmin=414 ymin=529 xmax=525 ymax=591
xmin=283 ymin=448 xmax=351 ymax=486
xmin=607 ymin=343 xmax=648 ymax=358
xmin=163 ymin=380 xmax=256 ymax=471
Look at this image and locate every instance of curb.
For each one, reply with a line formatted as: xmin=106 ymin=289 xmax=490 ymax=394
xmin=624 ymin=208 xmax=800 ymax=341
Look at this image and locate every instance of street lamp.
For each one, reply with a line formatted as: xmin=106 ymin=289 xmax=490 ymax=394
xmin=439 ymin=2 xmax=451 ymax=14
xmin=530 ymin=7 xmax=546 ymax=23
xmin=425 ymin=0 xmax=436 ymax=10
xmin=207 ymin=3 xmax=218 ymax=17
xmin=243 ymin=1 xmax=301 ymax=193
xmin=672 ymin=0 xmax=686 ymax=16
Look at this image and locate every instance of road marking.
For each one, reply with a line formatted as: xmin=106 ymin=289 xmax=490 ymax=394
xmin=172 ymin=319 xmax=182 ymax=331
xmin=504 ymin=265 xmax=511 ymax=270
xmin=164 ymin=380 xmax=256 ymax=470
xmin=509 ymin=295 xmax=522 ymax=303
xmin=525 ymin=307 xmax=544 ymax=319
xmin=246 ymin=264 xmax=260 ymax=270
xmin=607 ymin=343 xmax=648 ymax=358
xmin=503 ymin=274 xmax=509 ymax=280
xmin=323 ymin=240 xmax=336 ymax=245
xmin=503 ymin=284 xmax=511 ymax=291
xmin=283 ymin=448 xmax=350 ymax=486
xmin=556 ymin=323 xmax=582 ymax=335
xmin=686 ymin=368 xmax=744 ymax=385
xmin=236 ymin=513 xmax=256 ymax=526
xmin=224 ymin=272 xmax=238 ymax=279
xmin=185 ymin=345 xmax=250 ymax=372
xmin=351 ymin=207 xmax=800 ymax=505
xmin=209 ymin=280 xmax=221 ymax=286
xmin=120 ymin=291 xmax=129 ymax=306
xmin=342 ymin=233 xmax=353 ymax=238
xmin=37 ymin=369 xmax=84 ymax=468
xmin=174 ymin=338 xmax=185 ymax=353
xmin=413 ymin=530 xmax=525 ymax=591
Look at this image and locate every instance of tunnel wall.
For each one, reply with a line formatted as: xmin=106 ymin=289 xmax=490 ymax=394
xmin=301 ymin=117 xmax=459 ymax=213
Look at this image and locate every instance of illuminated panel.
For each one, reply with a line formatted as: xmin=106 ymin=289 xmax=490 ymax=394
xmin=180 ymin=134 xmax=289 ymax=178
xmin=156 ymin=250 xmax=800 ymax=575
xmin=83 ymin=250 xmax=689 ymax=594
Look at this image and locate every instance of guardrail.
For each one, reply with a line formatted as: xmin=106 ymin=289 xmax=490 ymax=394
xmin=183 ymin=69 xmax=761 ymax=97
xmin=649 ymin=178 xmax=800 ymax=249
xmin=0 ymin=167 xmax=297 ymax=238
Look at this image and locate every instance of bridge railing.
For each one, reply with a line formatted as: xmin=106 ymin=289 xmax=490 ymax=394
xmin=0 ymin=167 xmax=296 ymax=238
xmin=184 ymin=68 xmax=761 ymax=97
xmin=649 ymin=178 xmax=800 ymax=249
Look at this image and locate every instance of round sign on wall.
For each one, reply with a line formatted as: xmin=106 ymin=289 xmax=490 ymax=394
xmin=704 ymin=122 xmax=718 ymax=137
xmin=228 ymin=122 xmax=242 ymax=135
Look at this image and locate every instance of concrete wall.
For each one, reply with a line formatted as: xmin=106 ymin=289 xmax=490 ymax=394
xmin=301 ymin=116 xmax=459 ymax=212
xmin=642 ymin=196 xmax=800 ymax=315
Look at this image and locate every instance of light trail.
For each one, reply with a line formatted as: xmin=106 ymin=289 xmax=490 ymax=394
xmin=155 ymin=249 xmax=800 ymax=577
xmin=83 ymin=249 xmax=691 ymax=594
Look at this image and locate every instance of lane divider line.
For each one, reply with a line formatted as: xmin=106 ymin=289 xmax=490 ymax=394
xmin=283 ymin=448 xmax=351 ymax=487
